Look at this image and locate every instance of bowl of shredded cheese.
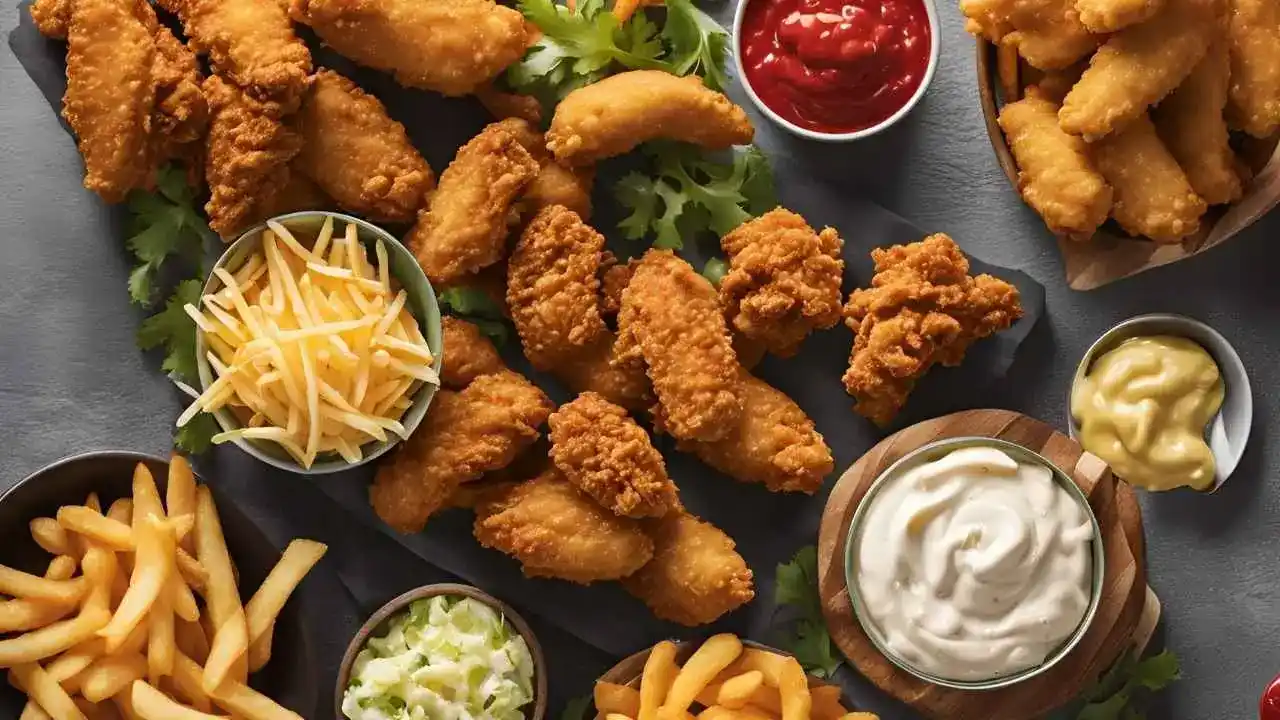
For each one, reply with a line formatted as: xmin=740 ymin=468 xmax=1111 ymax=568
xmin=179 ymin=211 xmax=442 ymax=473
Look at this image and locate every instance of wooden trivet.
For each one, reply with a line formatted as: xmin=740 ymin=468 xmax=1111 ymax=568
xmin=816 ymin=410 xmax=1159 ymax=720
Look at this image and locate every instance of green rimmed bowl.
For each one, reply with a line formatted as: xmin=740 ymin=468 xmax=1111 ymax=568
xmin=843 ymin=436 xmax=1105 ymax=692
xmin=194 ymin=211 xmax=443 ymax=475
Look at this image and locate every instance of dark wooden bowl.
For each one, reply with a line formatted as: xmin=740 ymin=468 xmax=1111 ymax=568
xmin=335 ymin=583 xmax=548 ymax=720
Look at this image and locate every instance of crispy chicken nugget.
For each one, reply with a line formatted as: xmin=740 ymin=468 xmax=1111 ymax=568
xmin=1059 ymin=0 xmax=1221 ymax=140
xmin=30 ymin=0 xmax=71 ymax=38
xmin=1095 ymin=115 xmax=1207 ymax=242
xmin=555 ymin=332 xmax=654 ymax=414
xmin=507 ymin=205 xmax=608 ymax=370
xmin=719 ymin=209 xmax=845 ymax=358
xmin=961 ymin=0 xmax=1097 ymax=70
xmin=290 ymin=0 xmax=529 ymax=97
xmin=998 ymin=87 xmax=1113 ymax=239
xmin=371 ymin=371 xmax=553 ymax=534
xmin=408 ymin=122 xmax=539 ymax=285
xmin=440 ymin=316 xmax=506 ymax=389
xmin=549 ymin=392 xmax=678 ymax=519
xmin=247 ymin=161 xmax=333 ymax=223
xmin=179 ymin=0 xmax=311 ymax=109
xmin=496 ymin=118 xmax=594 ymax=220
xmin=474 ymin=469 xmax=654 ymax=584
xmin=295 ymin=69 xmax=435 ymax=223
xmin=1154 ymin=41 xmax=1245 ymax=206
xmin=476 ymin=85 xmax=544 ymax=125
xmin=547 ymin=71 xmax=755 ymax=166
xmin=150 ymin=25 xmax=209 ymax=168
xmin=617 ymin=250 xmax=743 ymax=443
xmin=1225 ymin=0 xmax=1280 ymax=138
xmin=1076 ymin=0 xmax=1164 ymax=32
xmin=621 ymin=512 xmax=754 ymax=627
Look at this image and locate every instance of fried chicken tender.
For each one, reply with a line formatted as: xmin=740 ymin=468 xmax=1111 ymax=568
xmin=295 ymin=69 xmax=434 ymax=223
xmin=247 ymin=161 xmax=332 ymax=223
xmin=507 ymin=205 xmax=607 ymax=370
xmin=843 ymin=234 xmax=1024 ymax=426
xmin=1095 ymin=114 xmax=1207 ymax=241
xmin=998 ymin=87 xmax=1113 ymax=239
xmin=496 ymin=118 xmax=594 ymax=221
xmin=30 ymin=0 xmax=71 ymax=39
xmin=371 ymin=371 xmax=553 ymax=534
xmin=408 ymin=122 xmax=539 ymax=285
xmin=476 ymin=85 xmax=543 ymax=125
xmin=1225 ymin=0 xmax=1280 ymax=138
xmin=1059 ymin=0 xmax=1221 ymax=140
xmin=150 ymin=25 xmax=209 ymax=168
xmin=547 ymin=71 xmax=755 ymax=166
xmin=179 ymin=0 xmax=311 ymax=109
xmin=719 ymin=209 xmax=845 ymax=358
xmin=1076 ymin=0 xmax=1164 ymax=32
xmin=598 ymin=255 xmax=633 ymax=320
xmin=549 ymin=392 xmax=678 ymax=519
xmin=440 ymin=316 xmax=506 ymax=389
xmin=555 ymin=332 xmax=654 ymax=413
xmin=290 ymin=0 xmax=529 ymax=97
xmin=621 ymin=512 xmax=754 ymax=627
xmin=1154 ymin=41 xmax=1245 ymax=206
xmin=961 ymin=0 xmax=1097 ymax=70
xmin=617 ymin=250 xmax=742 ymax=443
xmin=474 ymin=469 xmax=654 ymax=584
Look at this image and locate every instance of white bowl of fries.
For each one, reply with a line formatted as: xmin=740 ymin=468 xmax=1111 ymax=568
xmin=182 ymin=211 xmax=444 ymax=474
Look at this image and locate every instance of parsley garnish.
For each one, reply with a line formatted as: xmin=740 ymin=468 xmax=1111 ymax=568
xmin=662 ymin=0 xmax=730 ymax=91
xmin=438 ymin=287 xmax=510 ymax=346
xmin=125 ymin=165 xmax=211 ymax=306
xmin=137 ymin=279 xmax=202 ymax=388
xmin=1053 ymin=650 xmax=1181 ymax=720
xmin=774 ymin=546 xmax=842 ymax=678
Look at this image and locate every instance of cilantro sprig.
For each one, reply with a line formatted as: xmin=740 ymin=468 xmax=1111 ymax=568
xmin=1052 ymin=650 xmax=1181 ymax=720
xmin=774 ymin=546 xmax=842 ymax=678
xmin=438 ymin=286 xmax=511 ymax=346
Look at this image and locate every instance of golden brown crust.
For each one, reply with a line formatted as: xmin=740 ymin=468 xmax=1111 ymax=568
xmin=181 ymin=0 xmax=312 ymax=109
xmin=553 ymin=331 xmax=654 ymax=414
xmin=494 ymin=117 xmax=594 ymax=220
xmin=440 ymin=316 xmax=506 ymax=389
xmin=149 ymin=25 xmax=209 ymax=171
xmin=1226 ymin=0 xmax=1280 ymax=138
xmin=961 ymin=0 xmax=1097 ymax=70
xmin=1094 ymin=115 xmax=1208 ymax=241
xmin=30 ymin=0 xmax=72 ymax=39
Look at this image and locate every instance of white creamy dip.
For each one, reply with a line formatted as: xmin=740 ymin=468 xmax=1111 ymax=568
xmin=854 ymin=445 xmax=1095 ymax=681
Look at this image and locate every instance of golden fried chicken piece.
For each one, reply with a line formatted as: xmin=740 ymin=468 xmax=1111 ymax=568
xmin=961 ymin=0 xmax=1097 ymax=70
xmin=549 ymin=392 xmax=678 ymax=519
xmin=30 ymin=0 xmax=71 ymax=38
xmin=998 ymin=87 xmax=1113 ymax=239
xmin=617 ymin=250 xmax=742 ymax=443
xmin=598 ymin=255 xmax=634 ymax=319
xmin=150 ymin=25 xmax=209 ymax=169
xmin=1059 ymin=0 xmax=1221 ymax=140
xmin=843 ymin=234 xmax=1024 ymax=426
xmin=290 ymin=0 xmax=529 ymax=97
xmin=474 ymin=469 xmax=654 ymax=584
xmin=407 ymin=122 xmax=539 ymax=285
xmin=495 ymin=118 xmax=595 ymax=221
xmin=440 ymin=316 xmax=505 ymax=389
xmin=719 ymin=209 xmax=845 ymax=358
xmin=1226 ymin=0 xmax=1280 ymax=138
xmin=731 ymin=333 xmax=768 ymax=371
xmin=621 ymin=512 xmax=754 ymax=626
xmin=547 ymin=71 xmax=755 ymax=166
xmin=476 ymin=84 xmax=543 ymax=125
xmin=179 ymin=0 xmax=311 ymax=109
xmin=62 ymin=0 xmax=156 ymax=203
xmin=1095 ymin=115 xmax=1207 ymax=241
xmin=1154 ymin=41 xmax=1245 ymax=206
xmin=1076 ymin=0 xmax=1164 ymax=32
xmin=246 ymin=162 xmax=332 ymax=223
xmin=294 ymin=70 xmax=434 ymax=224
xmin=507 ymin=205 xmax=607 ymax=370
xmin=555 ymin=332 xmax=654 ymax=414
xmin=371 ymin=370 xmax=553 ymax=534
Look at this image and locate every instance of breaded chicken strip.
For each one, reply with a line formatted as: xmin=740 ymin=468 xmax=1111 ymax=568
xmin=290 ymin=0 xmax=528 ymax=97
xmin=998 ymin=87 xmax=1113 ymax=239
xmin=30 ymin=0 xmax=72 ymax=39
xmin=621 ymin=512 xmax=754 ymax=627
xmin=179 ymin=0 xmax=311 ymax=109
xmin=719 ymin=209 xmax=845 ymax=358
xmin=247 ymin=162 xmax=332 ymax=222
xmin=1225 ymin=0 xmax=1280 ymax=138
xmin=1095 ymin=115 xmax=1207 ymax=242
xmin=1059 ymin=0 xmax=1220 ymax=140
xmin=295 ymin=70 xmax=434 ymax=224
xmin=62 ymin=0 xmax=156 ymax=203
xmin=549 ymin=392 xmax=678 ymax=519
xmin=474 ymin=469 xmax=654 ymax=584
xmin=598 ymin=255 xmax=634 ymax=320
xmin=668 ymin=370 xmax=832 ymax=494
xmin=496 ymin=118 xmax=594 ymax=221
xmin=1076 ymin=0 xmax=1164 ymax=32
xmin=150 ymin=25 xmax=209 ymax=169
xmin=617 ymin=250 xmax=742 ymax=443
xmin=408 ymin=122 xmax=539 ymax=285
xmin=555 ymin=332 xmax=654 ymax=414
xmin=961 ymin=0 xmax=1097 ymax=70
xmin=440 ymin=316 xmax=505 ymax=389
xmin=476 ymin=85 xmax=544 ymax=125
xmin=371 ymin=371 xmax=553 ymax=534
xmin=507 ymin=205 xmax=607 ymax=370
xmin=547 ymin=71 xmax=755 ymax=166
xmin=1154 ymin=41 xmax=1244 ymax=206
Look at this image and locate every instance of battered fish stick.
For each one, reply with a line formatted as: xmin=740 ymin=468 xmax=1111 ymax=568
xmin=1095 ymin=115 xmax=1207 ymax=242
xmin=998 ymin=88 xmax=1112 ymax=239
xmin=1059 ymin=0 xmax=1220 ymax=140
xmin=547 ymin=71 xmax=755 ymax=166
xmin=1076 ymin=0 xmax=1164 ymax=32
xmin=1154 ymin=42 xmax=1244 ymax=206
xmin=1225 ymin=0 xmax=1280 ymax=138
xmin=961 ymin=0 xmax=1097 ymax=70
xmin=179 ymin=0 xmax=312 ymax=109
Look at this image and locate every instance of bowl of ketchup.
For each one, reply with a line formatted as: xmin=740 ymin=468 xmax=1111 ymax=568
xmin=733 ymin=0 xmax=939 ymax=141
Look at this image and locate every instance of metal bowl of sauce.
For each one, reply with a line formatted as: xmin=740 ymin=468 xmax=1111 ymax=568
xmin=843 ymin=437 xmax=1104 ymax=691
xmin=1068 ymin=314 xmax=1252 ymax=493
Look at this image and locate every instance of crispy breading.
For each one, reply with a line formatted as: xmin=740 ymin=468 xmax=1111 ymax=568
xmin=30 ymin=0 xmax=72 ymax=39
xmin=440 ymin=316 xmax=506 ymax=389
xmin=547 ymin=71 xmax=755 ymax=166
xmin=843 ymin=234 xmax=1023 ymax=426
xmin=1226 ymin=0 xmax=1280 ymax=138
xmin=554 ymin=332 xmax=654 ymax=414
xmin=719 ymin=209 xmax=845 ymax=358
xmin=473 ymin=469 xmax=654 ymax=584
xmin=598 ymin=254 xmax=634 ymax=319
xmin=621 ymin=512 xmax=754 ymax=627
xmin=494 ymin=118 xmax=595 ymax=220
xmin=549 ymin=392 xmax=677 ymax=519
xmin=961 ymin=0 xmax=1097 ymax=70
xmin=290 ymin=0 xmax=529 ymax=97
xmin=476 ymin=84 xmax=544 ymax=125
xmin=1095 ymin=114 xmax=1207 ymax=241
xmin=179 ymin=0 xmax=311 ymax=109
xmin=617 ymin=250 xmax=742 ymax=442
xmin=407 ymin=122 xmax=539 ymax=285
xmin=371 ymin=371 xmax=553 ymax=534
xmin=1076 ymin=0 xmax=1164 ymax=32
xmin=506 ymin=205 xmax=607 ymax=370
xmin=246 ymin=161 xmax=332 ymax=223
xmin=295 ymin=69 xmax=434 ymax=223
xmin=150 ymin=25 xmax=208 ymax=169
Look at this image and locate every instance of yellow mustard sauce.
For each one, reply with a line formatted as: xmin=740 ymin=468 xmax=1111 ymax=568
xmin=1071 ymin=335 xmax=1225 ymax=491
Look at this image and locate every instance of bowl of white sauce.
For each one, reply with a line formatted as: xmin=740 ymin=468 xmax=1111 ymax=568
xmin=844 ymin=437 xmax=1104 ymax=690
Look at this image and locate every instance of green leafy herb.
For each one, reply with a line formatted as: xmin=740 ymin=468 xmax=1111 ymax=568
xmin=1053 ymin=650 xmax=1181 ymax=720
xmin=137 ymin=278 xmax=202 ymax=384
xmin=438 ymin=287 xmax=510 ymax=346
xmin=560 ymin=694 xmax=592 ymax=720
xmin=175 ymin=412 xmax=218 ymax=455
xmin=702 ymin=257 xmax=728 ymax=286
xmin=774 ymin=546 xmax=842 ymax=678
xmin=125 ymin=165 xmax=211 ymax=306
xmin=661 ymin=0 xmax=730 ymax=91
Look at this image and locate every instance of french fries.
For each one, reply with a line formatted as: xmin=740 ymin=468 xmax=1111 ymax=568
xmin=131 ymin=679 xmax=224 ymax=720
xmin=663 ymin=634 xmax=742 ymax=714
xmin=639 ymin=640 xmax=679 ymax=720
xmin=31 ymin=518 xmax=72 ymax=557
xmin=595 ymin=682 xmax=641 ymax=717
xmin=244 ymin=539 xmax=327 ymax=644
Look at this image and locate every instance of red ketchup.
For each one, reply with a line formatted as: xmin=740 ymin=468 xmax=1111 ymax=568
xmin=739 ymin=0 xmax=933 ymax=135
xmin=1262 ymin=674 xmax=1280 ymax=720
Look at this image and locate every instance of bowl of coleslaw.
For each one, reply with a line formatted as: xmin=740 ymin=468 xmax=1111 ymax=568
xmin=336 ymin=583 xmax=547 ymax=720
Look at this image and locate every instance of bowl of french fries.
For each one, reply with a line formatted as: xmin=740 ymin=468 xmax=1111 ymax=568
xmin=181 ymin=211 xmax=443 ymax=474
xmin=593 ymin=634 xmax=877 ymax=720
xmin=0 ymin=451 xmax=329 ymax=719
